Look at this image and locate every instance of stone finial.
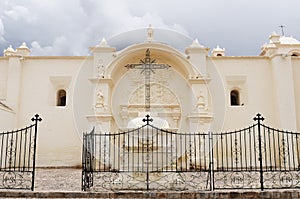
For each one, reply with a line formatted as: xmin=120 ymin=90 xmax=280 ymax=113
xmin=190 ymin=39 xmax=204 ymax=48
xmin=19 ymin=42 xmax=28 ymax=49
xmin=147 ymin=24 xmax=154 ymax=41
xmin=90 ymin=37 xmax=116 ymax=53
xmin=192 ymin=39 xmax=200 ymax=46
xmin=3 ymin=45 xmax=16 ymax=56
xmin=211 ymin=45 xmax=225 ymax=57
xmin=16 ymin=42 xmax=31 ymax=56
xmin=99 ymin=38 xmax=109 ymax=47
xmin=269 ymin=31 xmax=280 ymax=44
xmin=185 ymin=38 xmax=209 ymax=55
xmin=6 ymin=45 xmax=14 ymax=52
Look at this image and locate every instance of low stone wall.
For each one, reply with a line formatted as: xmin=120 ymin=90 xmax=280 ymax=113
xmin=0 ymin=190 xmax=300 ymax=198
xmin=1 ymin=168 xmax=298 ymax=198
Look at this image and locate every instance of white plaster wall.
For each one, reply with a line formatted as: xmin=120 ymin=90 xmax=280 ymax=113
xmin=292 ymin=58 xmax=300 ymax=131
xmin=0 ymin=59 xmax=8 ymax=100
xmin=17 ymin=57 xmax=85 ymax=167
xmin=0 ymin=58 xmax=16 ymax=130
xmin=0 ymin=110 xmax=15 ymax=131
xmin=209 ymin=57 xmax=277 ymax=131
xmin=73 ymin=58 xmax=94 ymax=135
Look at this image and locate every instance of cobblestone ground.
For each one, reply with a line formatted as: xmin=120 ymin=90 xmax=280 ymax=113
xmin=34 ymin=168 xmax=82 ymax=191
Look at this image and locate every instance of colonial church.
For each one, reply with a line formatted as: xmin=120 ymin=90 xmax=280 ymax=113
xmin=1 ymin=26 xmax=300 ymax=167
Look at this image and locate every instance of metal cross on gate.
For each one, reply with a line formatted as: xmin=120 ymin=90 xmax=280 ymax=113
xmin=125 ymin=49 xmax=171 ymax=111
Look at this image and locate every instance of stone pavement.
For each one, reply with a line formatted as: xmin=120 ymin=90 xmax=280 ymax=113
xmin=34 ymin=167 xmax=82 ymax=191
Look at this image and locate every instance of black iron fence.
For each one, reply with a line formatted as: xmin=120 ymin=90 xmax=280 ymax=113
xmin=0 ymin=114 xmax=42 ymax=190
xmin=82 ymin=113 xmax=300 ymax=191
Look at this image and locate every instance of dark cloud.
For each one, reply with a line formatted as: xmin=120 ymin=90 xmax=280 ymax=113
xmin=0 ymin=0 xmax=300 ymax=56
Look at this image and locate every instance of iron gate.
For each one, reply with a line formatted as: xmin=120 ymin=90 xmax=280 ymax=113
xmin=82 ymin=114 xmax=300 ymax=191
xmin=0 ymin=114 xmax=42 ymax=190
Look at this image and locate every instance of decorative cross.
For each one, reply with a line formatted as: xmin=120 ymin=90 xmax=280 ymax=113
xmin=31 ymin=114 xmax=42 ymax=123
xmin=253 ymin=113 xmax=264 ymax=123
xmin=125 ymin=49 xmax=170 ymax=111
xmin=279 ymin=25 xmax=285 ymax=36
xmin=142 ymin=114 xmax=153 ymax=125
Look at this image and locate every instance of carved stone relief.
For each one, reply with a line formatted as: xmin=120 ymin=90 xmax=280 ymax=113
xmin=94 ymin=90 xmax=108 ymax=113
xmin=96 ymin=59 xmax=105 ymax=78
xmin=129 ymin=83 xmax=178 ymax=105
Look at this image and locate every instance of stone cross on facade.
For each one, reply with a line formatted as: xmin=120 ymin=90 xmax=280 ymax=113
xmin=125 ymin=49 xmax=171 ymax=111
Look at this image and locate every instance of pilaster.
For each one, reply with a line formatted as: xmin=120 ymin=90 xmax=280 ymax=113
xmin=185 ymin=39 xmax=209 ymax=77
xmin=87 ymin=78 xmax=114 ymax=132
xmin=85 ymin=39 xmax=117 ymax=132
xmin=6 ymin=55 xmax=22 ymax=123
xmin=271 ymin=54 xmax=297 ymax=130
xmin=187 ymin=77 xmax=213 ymax=132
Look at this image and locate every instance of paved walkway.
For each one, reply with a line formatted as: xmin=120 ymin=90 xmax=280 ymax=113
xmin=34 ymin=168 xmax=82 ymax=191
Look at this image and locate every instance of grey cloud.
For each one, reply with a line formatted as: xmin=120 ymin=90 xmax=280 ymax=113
xmin=1 ymin=0 xmax=300 ymax=56
xmin=0 ymin=19 xmax=5 ymax=43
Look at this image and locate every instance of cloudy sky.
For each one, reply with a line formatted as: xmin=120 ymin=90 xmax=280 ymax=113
xmin=1 ymin=0 xmax=300 ymax=56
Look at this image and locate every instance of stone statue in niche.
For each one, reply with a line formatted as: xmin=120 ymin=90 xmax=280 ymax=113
xmin=95 ymin=90 xmax=105 ymax=108
xmin=196 ymin=91 xmax=207 ymax=111
xmin=97 ymin=65 xmax=105 ymax=78
xmin=147 ymin=24 xmax=154 ymax=41
xmin=94 ymin=90 xmax=111 ymax=113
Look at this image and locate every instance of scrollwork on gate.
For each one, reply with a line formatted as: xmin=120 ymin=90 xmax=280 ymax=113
xmin=82 ymin=113 xmax=300 ymax=191
xmin=0 ymin=114 xmax=42 ymax=191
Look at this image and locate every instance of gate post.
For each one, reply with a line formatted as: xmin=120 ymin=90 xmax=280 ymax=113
xmin=253 ymin=113 xmax=264 ymax=191
xmin=143 ymin=115 xmax=153 ymax=191
xmin=209 ymin=131 xmax=214 ymax=191
xmin=82 ymin=127 xmax=95 ymax=191
xmin=31 ymin=114 xmax=42 ymax=191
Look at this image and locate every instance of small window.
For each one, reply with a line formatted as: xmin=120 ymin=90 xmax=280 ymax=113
xmin=57 ymin=89 xmax=66 ymax=106
xmin=230 ymin=90 xmax=240 ymax=106
xmin=216 ymin=53 xmax=223 ymax=56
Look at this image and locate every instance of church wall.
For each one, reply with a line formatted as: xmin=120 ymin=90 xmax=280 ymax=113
xmin=1 ymin=32 xmax=300 ymax=169
xmin=72 ymin=56 xmax=95 ymax=144
xmin=0 ymin=110 xmax=15 ymax=131
xmin=292 ymin=58 xmax=300 ymax=131
xmin=16 ymin=57 xmax=86 ymax=167
xmin=0 ymin=58 xmax=8 ymax=100
xmin=208 ymin=57 xmax=276 ymax=131
xmin=0 ymin=58 xmax=18 ymax=130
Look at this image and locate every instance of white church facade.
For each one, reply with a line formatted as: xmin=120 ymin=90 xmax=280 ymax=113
xmin=0 ymin=27 xmax=300 ymax=167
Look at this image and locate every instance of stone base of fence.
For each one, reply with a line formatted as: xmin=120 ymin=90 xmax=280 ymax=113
xmin=0 ymin=190 xmax=300 ymax=198
xmin=0 ymin=168 xmax=299 ymax=198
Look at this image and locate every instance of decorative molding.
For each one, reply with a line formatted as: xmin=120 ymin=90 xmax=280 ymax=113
xmin=188 ymin=77 xmax=211 ymax=84
xmin=88 ymin=78 xmax=114 ymax=86
xmin=49 ymin=76 xmax=71 ymax=89
xmin=86 ymin=114 xmax=113 ymax=122
xmin=226 ymin=75 xmax=246 ymax=84
xmin=188 ymin=113 xmax=213 ymax=122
